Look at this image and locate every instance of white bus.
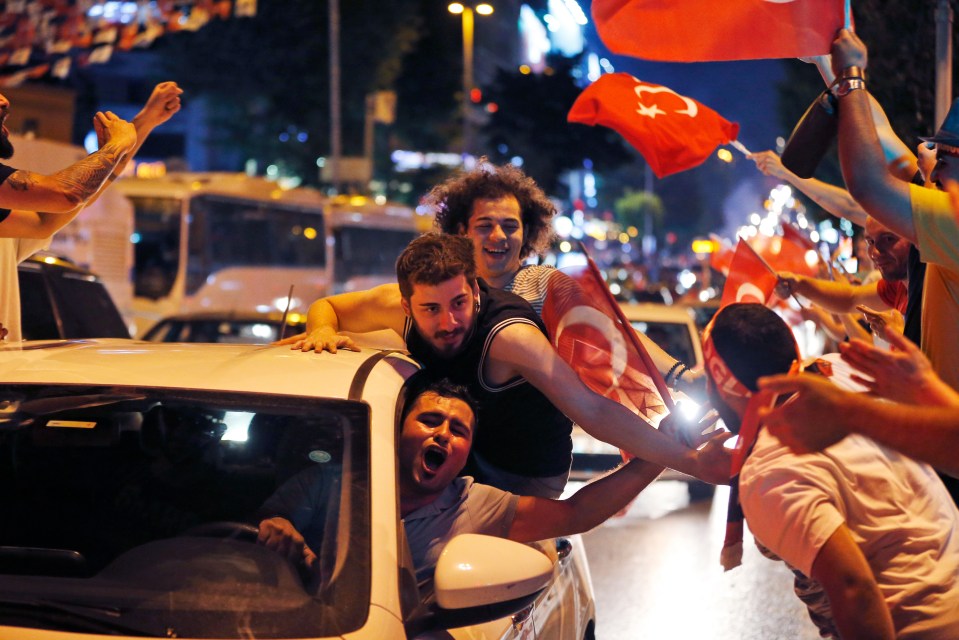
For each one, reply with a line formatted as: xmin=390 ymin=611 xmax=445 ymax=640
xmin=114 ymin=172 xmax=431 ymax=336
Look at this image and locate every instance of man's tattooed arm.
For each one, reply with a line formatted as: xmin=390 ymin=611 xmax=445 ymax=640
xmin=1 ymin=139 xmax=130 ymax=212
xmin=47 ymin=141 xmax=128 ymax=206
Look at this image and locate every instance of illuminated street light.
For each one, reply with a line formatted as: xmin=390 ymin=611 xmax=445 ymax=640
xmin=448 ymin=2 xmax=494 ymax=154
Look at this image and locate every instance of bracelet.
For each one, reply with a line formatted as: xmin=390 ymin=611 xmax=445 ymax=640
xmin=836 ymin=77 xmax=866 ymax=98
xmin=665 ymin=361 xmax=685 ymax=386
xmin=674 ymin=365 xmax=690 ymax=387
xmin=840 ymin=65 xmax=864 ymax=80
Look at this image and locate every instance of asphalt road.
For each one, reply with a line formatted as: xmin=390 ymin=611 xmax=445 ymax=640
xmin=579 ymin=481 xmax=823 ymax=640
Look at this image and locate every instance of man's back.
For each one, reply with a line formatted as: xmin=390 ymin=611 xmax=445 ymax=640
xmin=740 ymin=429 xmax=959 ymax=638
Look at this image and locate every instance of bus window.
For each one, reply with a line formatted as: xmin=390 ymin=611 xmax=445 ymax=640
xmin=334 ymin=226 xmax=419 ymax=287
xmin=186 ymin=196 xmax=327 ymax=295
xmin=131 ymin=196 xmax=181 ymax=300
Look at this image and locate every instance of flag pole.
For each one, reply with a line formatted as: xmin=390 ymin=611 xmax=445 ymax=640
xmin=844 ymin=0 xmax=852 ymax=29
xmin=741 ymin=238 xmax=806 ymax=309
xmin=729 ymin=139 xmax=752 ymax=156
xmin=577 ymin=241 xmax=675 ymax=411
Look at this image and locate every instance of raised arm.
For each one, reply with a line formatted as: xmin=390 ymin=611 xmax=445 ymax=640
xmin=0 ymin=111 xmax=136 ymax=214
xmin=750 ymin=150 xmax=868 ymax=227
xmin=294 ymin=283 xmax=407 ymax=352
xmin=806 ymin=54 xmax=918 ymax=181
xmin=487 ymin=322 xmax=733 ymax=484
xmin=507 ymin=457 xmax=663 ymax=542
xmin=0 ymin=82 xmax=182 ymax=239
xmin=776 ymin=271 xmax=886 ymax=313
xmin=832 ymin=30 xmax=917 ymax=243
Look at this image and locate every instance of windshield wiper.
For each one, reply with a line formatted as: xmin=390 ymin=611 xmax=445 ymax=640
xmin=0 ymin=599 xmax=164 ymax=637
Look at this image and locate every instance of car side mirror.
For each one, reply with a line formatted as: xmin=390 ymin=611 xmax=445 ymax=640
xmin=434 ymin=533 xmax=554 ymax=609
xmin=403 ymin=534 xmax=555 ymax=636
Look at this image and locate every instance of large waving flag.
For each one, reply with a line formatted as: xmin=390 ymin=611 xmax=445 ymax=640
xmin=720 ymin=239 xmax=779 ymax=307
xmin=540 ymin=259 xmax=672 ymax=428
xmin=593 ymin=0 xmax=845 ymax=63
xmin=568 ymin=74 xmax=739 ymax=178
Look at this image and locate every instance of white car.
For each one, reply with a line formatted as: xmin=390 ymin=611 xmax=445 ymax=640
xmin=0 ymin=340 xmax=596 ymax=639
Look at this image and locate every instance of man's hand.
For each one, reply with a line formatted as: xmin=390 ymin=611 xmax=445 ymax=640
xmin=689 ymin=429 xmax=735 ymax=485
xmin=855 ymin=305 xmax=903 ymax=339
xmin=659 ymin=403 xmax=720 ymax=449
xmin=749 ymin=150 xmax=792 ymax=180
xmin=289 ymin=326 xmax=360 ymax=353
xmin=831 ymin=28 xmax=867 ymax=77
xmin=257 ymin=517 xmax=318 ymax=569
xmin=839 ymin=332 xmax=959 ymax=406
xmin=775 ymin=272 xmax=802 ymax=300
xmin=95 ymin=111 xmax=137 ymax=155
xmin=757 ymin=374 xmax=851 ymax=453
xmin=674 ymin=367 xmax=707 ymax=402
xmin=137 ymin=81 xmax=183 ymax=128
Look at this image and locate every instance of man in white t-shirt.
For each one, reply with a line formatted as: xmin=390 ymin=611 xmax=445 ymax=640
xmin=704 ymin=303 xmax=959 ymax=639
xmin=0 ymin=82 xmax=182 ymax=341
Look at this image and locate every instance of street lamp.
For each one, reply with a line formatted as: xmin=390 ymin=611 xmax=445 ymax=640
xmin=448 ymin=2 xmax=493 ymax=155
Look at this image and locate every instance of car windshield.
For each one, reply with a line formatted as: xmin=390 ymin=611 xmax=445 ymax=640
xmin=145 ymin=319 xmax=307 ymax=344
xmin=0 ymin=385 xmax=370 ymax=638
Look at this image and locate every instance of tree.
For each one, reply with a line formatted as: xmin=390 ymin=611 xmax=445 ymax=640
xmin=614 ymin=190 xmax=663 ymax=241
xmin=481 ymin=55 xmax=633 ymax=196
xmin=158 ymin=0 xmax=422 ymax=184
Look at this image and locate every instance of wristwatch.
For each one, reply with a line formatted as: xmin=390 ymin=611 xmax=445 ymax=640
xmin=836 ymin=77 xmax=866 ymax=97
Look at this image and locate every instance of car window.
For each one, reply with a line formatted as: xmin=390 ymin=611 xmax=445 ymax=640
xmin=17 ymin=268 xmax=61 ymax=340
xmin=630 ymin=320 xmax=696 ymax=366
xmin=0 ymin=385 xmax=371 ymax=638
xmin=48 ymin=271 xmax=130 ymax=338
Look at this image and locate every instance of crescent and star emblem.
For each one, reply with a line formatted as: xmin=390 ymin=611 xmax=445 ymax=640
xmin=634 ymin=83 xmax=698 ymax=119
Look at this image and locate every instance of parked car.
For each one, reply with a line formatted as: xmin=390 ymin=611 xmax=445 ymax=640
xmin=0 ymin=339 xmax=596 ymax=639
xmin=18 ymin=252 xmax=129 ymax=341
xmin=570 ymin=303 xmax=714 ymax=498
xmin=142 ymin=310 xmax=307 ymax=344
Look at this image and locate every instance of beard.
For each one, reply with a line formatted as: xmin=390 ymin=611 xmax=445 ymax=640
xmin=410 ymin=317 xmax=473 ymax=359
xmin=0 ymin=132 xmax=13 ymax=160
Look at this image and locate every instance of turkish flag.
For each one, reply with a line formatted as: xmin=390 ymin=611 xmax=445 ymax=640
xmin=720 ymin=239 xmax=778 ymax=308
xmin=593 ymin=0 xmax=845 ymax=62
xmin=541 ymin=264 xmax=670 ymax=428
xmin=709 ymin=234 xmax=736 ymax=276
xmin=752 ymin=227 xmax=820 ymax=277
xmin=568 ymin=74 xmax=739 ymax=178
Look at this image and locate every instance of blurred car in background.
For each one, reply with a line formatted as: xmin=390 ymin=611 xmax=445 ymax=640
xmin=142 ymin=310 xmax=307 ymax=344
xmin=18 ymin=252 xmax=130 ymax=341
xmin=0 ymin=339 xmax=596 ymax=639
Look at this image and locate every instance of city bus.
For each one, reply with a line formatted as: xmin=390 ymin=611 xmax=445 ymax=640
xmin=114 ymin=172 xmax=432 ymax=336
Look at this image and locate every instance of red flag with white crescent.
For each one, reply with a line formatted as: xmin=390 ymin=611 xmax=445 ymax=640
xmin=541 ymin=266 xmax=669 ymax=428
xmin=720 ymin=239 xmax=778 ymax=308
xmin=592 ymin=0 xmax=845 ymax=63
xmin=568 ymin=74 xmax=739 ymax=178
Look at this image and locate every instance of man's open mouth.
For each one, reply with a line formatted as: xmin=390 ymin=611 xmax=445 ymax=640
xmin=423 ymin=445 xmax=449 ymax=473
xmin=484 ymin=247 xmax=508 ymax=255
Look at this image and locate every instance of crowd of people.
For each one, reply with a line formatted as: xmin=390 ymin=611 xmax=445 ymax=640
xmin=262 ymin=28 xmax=959 ymax=640
xmin=2 ymin=23 xmax=959 ymax=640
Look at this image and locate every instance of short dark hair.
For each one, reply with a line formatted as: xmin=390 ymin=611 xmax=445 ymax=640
xmin=426 ymin=160 xmax=556 ymax=261
xmin=396 ymin=233 xmax=476 ymax=299
xmin=400 ymin=370 xmax=479 ymax=428
xmin=709 ymin=304 xmax=798 ymax=392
